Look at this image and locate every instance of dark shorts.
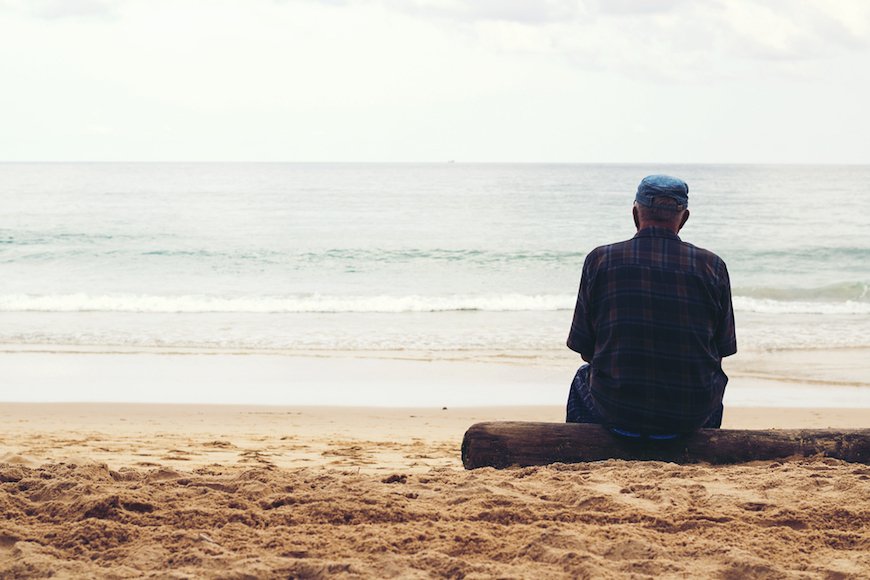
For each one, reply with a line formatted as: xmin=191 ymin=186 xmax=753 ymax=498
xmin=566 ymin=364 xmax=723 ymax=435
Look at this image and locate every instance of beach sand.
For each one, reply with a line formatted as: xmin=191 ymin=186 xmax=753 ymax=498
xmin=2 ymin=401 xmax=870 ymax=578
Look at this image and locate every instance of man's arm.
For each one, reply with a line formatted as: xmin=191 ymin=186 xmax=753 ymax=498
xmin=567 ymin=256 xmax=595 ymax=362
xmin=716 ymin=262 xmax=737 ymax=358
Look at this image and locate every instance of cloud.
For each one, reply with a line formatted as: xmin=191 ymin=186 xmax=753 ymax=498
xmin=1 ymin=0 xmax=868 ymax=162
xmin=719 ymin=0 xmax=870 ymax=61
xmin=0 ymin=0 xmax=118 ymax=19
xmin=369 ymin=0 xmax=870 ymax=81
xmin=290 ymin=0 xmax=587 ymax=24
xmin=5 ymin=0 xmax=865 ymax=83
xmin=589 ymin=0 xmax=687 ymax=16
xmin=389 ymin=0 xmax=584 ymax=24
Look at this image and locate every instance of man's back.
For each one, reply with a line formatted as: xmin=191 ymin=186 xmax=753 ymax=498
xmin=568 ymin=225 xmax=737 ymax=434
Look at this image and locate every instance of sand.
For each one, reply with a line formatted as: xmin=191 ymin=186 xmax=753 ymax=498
xmin=2 ymin=403 xmax=870 ymax=578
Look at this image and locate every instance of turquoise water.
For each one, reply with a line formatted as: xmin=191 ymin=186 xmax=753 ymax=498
xmin=1 ymin=162 xmax=868 ymax=352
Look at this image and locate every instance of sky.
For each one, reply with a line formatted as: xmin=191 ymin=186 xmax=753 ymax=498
xmin=1 ymin=0 xmax=869 ymax=163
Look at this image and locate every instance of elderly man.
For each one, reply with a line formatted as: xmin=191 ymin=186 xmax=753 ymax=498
xmin=566 ymin=175 xmax=737 ymax=437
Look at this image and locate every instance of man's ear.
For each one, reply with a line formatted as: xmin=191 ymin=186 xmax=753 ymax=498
xmin=632 ymin=205 xmax=640 ymax=230
xmin=678 ymin=209 xmax=690 ymax=231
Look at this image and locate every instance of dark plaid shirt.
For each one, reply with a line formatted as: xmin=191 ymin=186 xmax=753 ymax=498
xmin=568 ymin=226 xmax=737 ymax=433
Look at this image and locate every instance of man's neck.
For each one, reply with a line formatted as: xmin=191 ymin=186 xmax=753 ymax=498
xmin=636 ymin=222 xmax=681 ymax=234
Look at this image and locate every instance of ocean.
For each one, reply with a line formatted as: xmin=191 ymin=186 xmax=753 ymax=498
xmin=1 ymin=162 xmax=868 ymax=356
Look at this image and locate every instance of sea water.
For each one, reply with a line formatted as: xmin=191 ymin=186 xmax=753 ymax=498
xmin=1 ymin=163 xmax=868 ymax=356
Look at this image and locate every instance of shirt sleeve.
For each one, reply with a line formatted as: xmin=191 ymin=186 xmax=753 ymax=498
xmin=567 ymin=255 xmax=595 ymax=359
xmin=715 ymin=262 xmax=738 ymax=358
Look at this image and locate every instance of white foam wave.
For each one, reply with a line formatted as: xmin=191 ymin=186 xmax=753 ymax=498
xmin=733 ymin=296 xmax=870 ymax=315
xmin=3 ymin=293 xmax=869 ymax=315
xmin=0 ymin=293 xmax=575 ymax=314
xmin=733 ymin=282 xmax=869 ymax=303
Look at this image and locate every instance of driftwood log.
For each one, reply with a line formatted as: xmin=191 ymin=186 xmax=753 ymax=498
xmin=461 ymin=422 xmax=870 ymax=469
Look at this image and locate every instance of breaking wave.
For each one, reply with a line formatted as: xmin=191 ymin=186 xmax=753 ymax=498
xmin=733 ymin=297 xmax=870 ymax=315
xmin=2 ymin=289 xmax=869 ymax=315
xmin=733 ymin=282 xmax=869 ymax=303
xmin=0 ymin=293 xmax=574 ymax=314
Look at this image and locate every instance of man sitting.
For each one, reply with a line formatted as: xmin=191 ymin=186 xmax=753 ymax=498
xmin=566 ymin=175 xmax=737 ymax=437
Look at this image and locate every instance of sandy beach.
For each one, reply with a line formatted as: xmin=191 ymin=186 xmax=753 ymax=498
xmin=2 ymin=398 xmax=870 ymax=578
xmin=4 ymin=0 xmax=870 ymax=576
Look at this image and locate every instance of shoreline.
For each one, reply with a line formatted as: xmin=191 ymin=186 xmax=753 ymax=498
xmin=2 ymin=347 xmax=870 ymax=408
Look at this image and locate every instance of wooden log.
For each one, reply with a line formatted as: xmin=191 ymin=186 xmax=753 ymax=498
xmin=461 ymin=422 xmax=870 ymax=469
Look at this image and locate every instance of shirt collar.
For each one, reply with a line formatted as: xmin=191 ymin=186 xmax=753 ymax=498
xmin=634 ymin=226 xmax=681 ymax=241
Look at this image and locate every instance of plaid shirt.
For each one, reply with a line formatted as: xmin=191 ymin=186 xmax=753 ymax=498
xmin=568 ymin=226 xmax=737 ymax=433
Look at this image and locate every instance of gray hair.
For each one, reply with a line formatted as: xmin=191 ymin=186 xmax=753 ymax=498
xmin=636 ymin=196 xmax=686 ymax=224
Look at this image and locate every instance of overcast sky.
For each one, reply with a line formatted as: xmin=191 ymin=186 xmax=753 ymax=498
xmin=1 ymin=0 xmax=869 ymax=163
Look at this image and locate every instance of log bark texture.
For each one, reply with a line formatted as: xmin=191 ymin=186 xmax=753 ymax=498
xmin=461 ymin=422 xmax=870 ymax=469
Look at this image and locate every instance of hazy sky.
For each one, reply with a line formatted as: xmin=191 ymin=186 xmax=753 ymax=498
xmin=1 ymin=0 xmax=869 ymax=162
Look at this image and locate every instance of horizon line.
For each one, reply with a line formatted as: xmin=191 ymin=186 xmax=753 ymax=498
xmin=2 ymin=160 xmax=869 ymax=166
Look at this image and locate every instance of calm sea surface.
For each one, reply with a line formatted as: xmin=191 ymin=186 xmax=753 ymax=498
xmin=1 ymin=163 xmax=868 ymax=353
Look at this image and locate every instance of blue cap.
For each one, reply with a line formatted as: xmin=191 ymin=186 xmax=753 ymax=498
xmin=635 ymin=175 xmax=689 ymax=208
